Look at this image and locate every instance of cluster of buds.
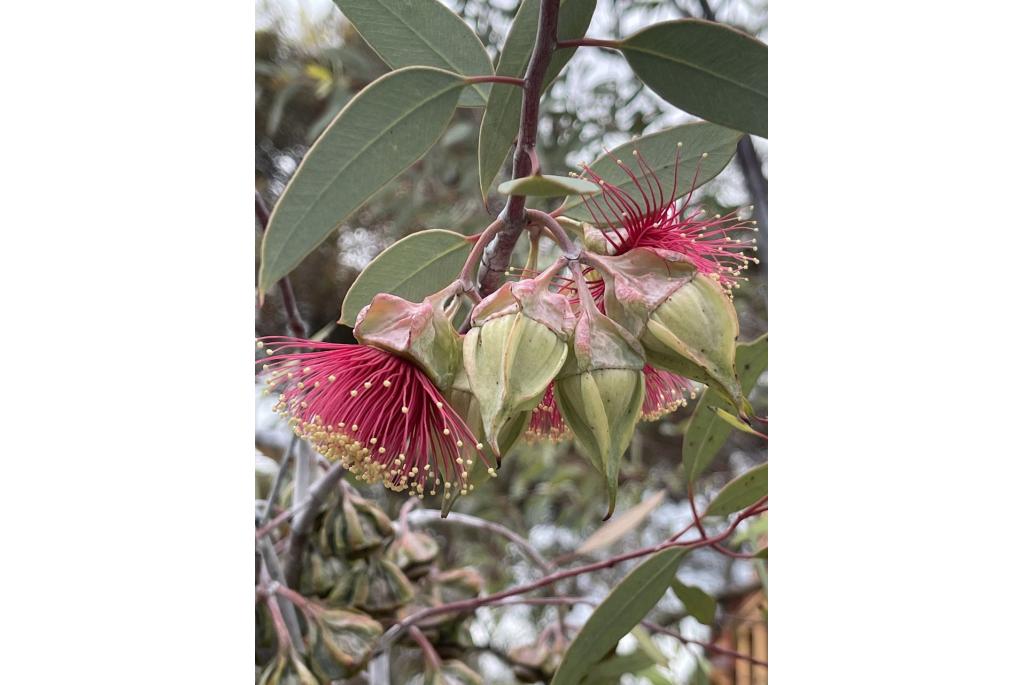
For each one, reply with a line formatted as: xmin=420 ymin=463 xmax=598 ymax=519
xmin=256 ymin=145 xmax=755 ymax=517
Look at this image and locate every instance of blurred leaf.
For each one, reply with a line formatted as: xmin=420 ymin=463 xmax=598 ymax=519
xmin=670 ymin=580 xmax=716 ymax=625
xmin=755 ymin=547 xmax=768 ymax=559
xmin=551 ymin=547 xmax=686 ymax=685
xmin=267 ymin=80 xmax=306 ymax=136
xmin=339 ymin=229 xmax=472 ymax=325
xmin=333 ymin=0 xmax=493 ymax=107
xmin=580 ymin=651 xmax=657 ymax=684
xmin=558 ymin=122 xmax=741 ymax=223
xmin=574 ymin=490 xmax=665 ymax=558
xmin=705 ymin=462 xmax=767 ymax=517
xmin=497 ymin=174 xmax=599 ymax=197
xmin=477 ymin=0 xmax=597 ymax=200
xmin=631 ymin=625 xmax=669 ymax=667
xmin=683 ymin=334 xmax=767 ymax=483
xmin=687 ymin=657 xmax=713 ymax=685
xmin=638 ymin=667 xmax=675 ymax=685
xmin=620 ymin=20 xmax=767 ymax=138
xmin=259 ymin=67 xmax=466 ymax=294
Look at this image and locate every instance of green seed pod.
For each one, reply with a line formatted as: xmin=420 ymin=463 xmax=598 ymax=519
xmin=307 ymin=607 xmax=383 ymax=681
xmin=591 ymin=247 xmax=744 ymax=412
xmin=257 ymin=648 xmax=318 ymax=685
xmin=357 ymin=557 xmax=416 ymax=615
xmin=353 ymin=291 xmax=463 ymax=391
xmin=555 ymin=301 xmax=645 ymax=518
xmin=463 ymin=276 xmax=574 ymax=456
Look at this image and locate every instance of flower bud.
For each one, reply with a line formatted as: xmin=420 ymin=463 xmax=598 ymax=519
xmin=353 ymin=291 xmax=462 ymax=391
xmin=307 ymin=607 xmax=383 ymax=681
xmin=582 ymin=223 xmax=611 ymax=255
xmin=257 ymin=648 xmax=318 ymax=685
xmin=463 ymin=276 xmax=574 ymax=455
xmin=592 ymin=247 xmax=744 ymax=412
xmin=555 ymin=300 xmax=645 ymax=517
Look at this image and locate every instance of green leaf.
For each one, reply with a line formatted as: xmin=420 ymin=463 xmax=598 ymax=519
xmin=574 ymin=490 xmax=666 ymax=558
xmin=580 ymin=652 xmax=657 ymax=684
xmin=713 ymin=408 xmax=762 ymax=436
xmin=683 ymin=334 xmax=767 ymax=483
xmin=620 ymin=20 xmax=767 ymax=138
xmin=551 ymin=547 xmax=686 ymax=685
xmin=477 ymin=0 xmax=597 ymax=200
xmin=631 ymin=625 xmax=669 ymax=667
xmin=497 ymin=174 xmax=600 ymax=198
xmin=333 ymin=0 xmax=493 ymax=107
xmin=339 ymin=229 xmax=472 ymax=326
xmin=755 ymin=546 xmax=768 ymax=559
xmin=670 ymin=580 xmax=717 ymax=626
xmin=705 ymin=462 xmax=767 ymax=517
xmin=638 ymin=667 xmax=675 ymax=685
xmin=558 ymin=122 xmax=741 ymax=223
xmin=259 ymin=67 xmax=466 ymax=294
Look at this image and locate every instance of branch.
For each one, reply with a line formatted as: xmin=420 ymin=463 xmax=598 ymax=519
xmin=378 ymin=499 xmax=766 ymax=650
xmin=483 ymin=596 xmax=767 ymax=667
xmin=406 ymin=508 xmax=554 ymax=574
xmin=477 ymin=0 xmax=561 ymax=297
xmin=256 ymin=190 xmax=307 ymax=338
xmin=281 ymin=461 xmax=347 ymax=588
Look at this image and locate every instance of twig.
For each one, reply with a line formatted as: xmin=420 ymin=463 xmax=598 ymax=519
xmin=378 ymin=499 xmax=766 ymax=650
xmin=480 ymin=595 xmax=767 ymax=667
xmin=477 ymin=0 xmax=561 ymax=297
xmin=406 ymin=508 xmax=554 ymax=574
xmin=259 ymin=543 xmax=305 ymax=653
xmin=281 ymin=461 xmax=347 ymax=588
xmin=256 ymin=190 xmax=307 ymax=338
xmin=408 ymin=626 xmax=443 ymax=671
xmin=258 ymin=435 xmax=297 ymax=527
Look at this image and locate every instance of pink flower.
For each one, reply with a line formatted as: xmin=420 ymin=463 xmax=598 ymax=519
xmin=526 ymin=383 xmax=571 ymax=443
xmin=257 ymin=338 xmax=491 ymax=500
xmin=578 ymin=147 xmax=758 ymax=292
xmin=641 ymin=365 xmax=696 ymax=421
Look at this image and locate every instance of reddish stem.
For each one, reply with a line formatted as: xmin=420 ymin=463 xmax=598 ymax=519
xmin=465 ymin=75 xmax=526 ymax=87
xmin=556 ymin=37 xmax=620 ymax=49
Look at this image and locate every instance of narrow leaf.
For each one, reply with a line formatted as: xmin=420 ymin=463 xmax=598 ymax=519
xmin=477 ymin=0 xmax=597 ymax=200
xmin=631 ymin=625 xmax=669 ymax=666
xmin=574 ymin=490 xmax=666 ymax=558
xmin=620 ymin=20 xmax=767 ymax=138
xmin=670 ymin=580 xmax=717 ymax=626
xmin=713 ymin=408 xmax=763 ymax=436
xmin=558 ymin=122 xmax=741 ymax=222
xmin=333 ymin=0 xmax=493 ymax=107
xmin=259 ymin=67 xmax=466 ymax=294
xmin=683 ymin=334 xmax=767 ymax=483
xmin=705 ymin=462 xmax=767 ymax=517
xmin=580 ymin=652 xmax=657 ymax=684
xmin=339 ymin=229 xmax=472 ymax=326
xmin=551 ymin=547 xmax=686 ymax=685
xmin=497 ymin=174 xmax=600 ymax=198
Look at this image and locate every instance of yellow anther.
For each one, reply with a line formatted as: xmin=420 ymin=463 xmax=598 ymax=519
xmin=487 ymin=468 xmax=497 ymax=477
xmin=363 ymin=381 xmax=372 ymax=389
xmin=443 ymin=428 xmax=451 ymax=436
xmin=328 ymin=375 xmax=336 ymax=382
xmin=435 ymin=400 xmax=443 ymax=409
xmin=401 ymin=406 xmax=409 ymax=414
xmin=456 ymin=440 xmax=464 ymax=448
xmin=383 ymin=379 xmax=391 ymax=388
xmin=350 ymin=389 xmax=358 ymax=397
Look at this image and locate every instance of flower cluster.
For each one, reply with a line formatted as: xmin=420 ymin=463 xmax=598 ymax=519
xmin=256 ymin=144 xmax=755 ymax=515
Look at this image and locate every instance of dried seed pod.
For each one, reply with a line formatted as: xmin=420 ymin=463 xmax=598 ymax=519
xmin=356 ymin=557 xmax=416 ymax=615
xmin=256 ymin=648 xmax=318 ymax=685
xmin=306 ymin=607 xmax=383 ymax=681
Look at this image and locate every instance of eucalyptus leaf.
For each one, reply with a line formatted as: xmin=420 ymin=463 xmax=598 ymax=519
xmin=551 ymin=547 xmax=686 ymax=685
xmin=339 ymin=229 xmax=472 ymax=326
xmin=705 ymin=462 xmax=767 ymax=517
xmin=670 ymin=580 xmax=716 ymax=625
xmin=477 ymin=0 xmax=597 ymax=200
xmin=574 ymin=490 xmax=665 ymax=558
xmin=497 ymin=174 xmax=599 ymax=198
xmin=559 ymin=122 xmax=741 ymax=223
xmin=713 ymin=407 xmax=763 ymax=436
xmin=333 ymin=0 xmax=493 ymax=107
xmin=620 ymin=20 xmax=767 ymax=138
xmin=683 ymin=334 xmax=767 ymax=483
xmin=580 ymin=652 xmax=657 ymax=684
xmin=259 ymin=67 xmax=466 ymax=294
